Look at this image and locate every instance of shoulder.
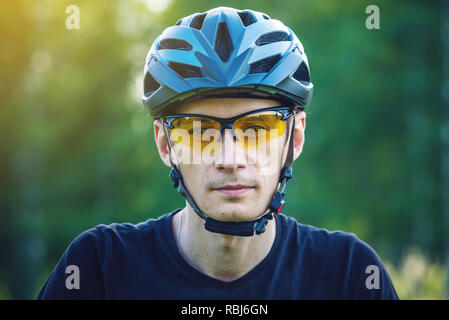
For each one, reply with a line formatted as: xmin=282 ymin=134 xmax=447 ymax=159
xmin=279 ymin=213 xmax=363 ymax=254
xmin=279 ymin=213 xmax=383 ymax=278
xmin=70 ymin=211 xmax=173 ymax=255
xmin=36 ymin=211 xmax=177 ymax=299
xmin=278 ymin=213 xmax=398 ymax=299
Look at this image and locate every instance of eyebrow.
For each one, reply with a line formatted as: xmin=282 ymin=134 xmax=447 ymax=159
xmin=160 ymin=106 xmax=289 ymax=121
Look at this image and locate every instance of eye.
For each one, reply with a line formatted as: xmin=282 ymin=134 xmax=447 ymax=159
xmin=248 ymin=125 xmax=267 ymax=130
xmin=188 ymin=127 xmax=210 ymax=134
xmin=241 ymin=121 xmax=270 ymax=131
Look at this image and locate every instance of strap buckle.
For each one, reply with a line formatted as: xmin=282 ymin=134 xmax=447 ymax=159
xmin=169 ymin=168 xmax=182 ymax=188
xmin=279 ymin=167 xmax=293 ymax=182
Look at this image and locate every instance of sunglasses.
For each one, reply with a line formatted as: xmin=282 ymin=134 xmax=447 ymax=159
xmin=160 ymin=106 xmax=295 ymax=150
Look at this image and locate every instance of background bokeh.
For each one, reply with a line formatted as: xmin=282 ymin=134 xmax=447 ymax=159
xmin=1 ymin=0 xmax=448 ymax=299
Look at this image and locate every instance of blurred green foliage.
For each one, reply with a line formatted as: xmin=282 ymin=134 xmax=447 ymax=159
xmin=0 ymin=0 xmax=448 ymax=299
xmin=385 ymin=247 xmax=447 ymax=299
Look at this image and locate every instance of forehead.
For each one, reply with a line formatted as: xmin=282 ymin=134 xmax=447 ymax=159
xmin=164 ymin=97 xmax=283 ymax=118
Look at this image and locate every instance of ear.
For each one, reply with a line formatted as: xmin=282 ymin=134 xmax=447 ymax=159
xmin=154 ymin=119 xmax=173 ymax=168
xmin=293 ymin=111 xmax=306 ymax=161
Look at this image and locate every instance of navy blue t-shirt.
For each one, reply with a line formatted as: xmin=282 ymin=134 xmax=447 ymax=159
xmin=37 ymin=209 xmax=399 ymax=299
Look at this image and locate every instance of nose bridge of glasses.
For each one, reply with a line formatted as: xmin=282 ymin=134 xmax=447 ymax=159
xmin=218 ymin=124 xmax=247 ymax=167
xmin=216 ymin=120 xmax=237 ymax=142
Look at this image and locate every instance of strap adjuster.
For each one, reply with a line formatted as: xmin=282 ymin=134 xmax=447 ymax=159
xmin=268 ymin=191 xmax=286 ymax=214
xmin=280 ymin=167 xmax=293 ymax=182
xmin=169 ymin=168 xmax=182 ymax=188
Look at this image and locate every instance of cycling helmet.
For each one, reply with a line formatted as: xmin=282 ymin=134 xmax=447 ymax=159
xmin=142 ymin=6 xmax=313 ymax=117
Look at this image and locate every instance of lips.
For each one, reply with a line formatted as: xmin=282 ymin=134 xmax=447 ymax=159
xmin=212 ymin=184 xmax=255 ymax=195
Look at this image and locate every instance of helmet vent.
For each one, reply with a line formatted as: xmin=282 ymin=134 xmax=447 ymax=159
xmin=175 ymin=19 xmax=183 ymax=26
xmin=190 ymin=13 xmax=207 ymax=30
xmin=292 ymin=61 xmax=310 ymax=82
xmin=249 ymin=54 xmax=282 ymax=74
xmin=262 ymin=14 xmax=270 ymax=20
xmin=168 ymin=62 xmax=203 ymax=78
xmin=157 ymin=39 xmax=193 ymax=51
xmin=143 ymin=72 xmax=160 ymax=94
xmin=215 ymin=22 xmax=234 ymax=62
xmin=255 ymin=31 xmax=292 ymax=46
xmin=237 ymin=11 xmax=256 ymax=27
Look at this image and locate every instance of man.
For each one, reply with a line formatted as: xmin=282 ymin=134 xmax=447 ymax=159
xmin=37 ymin=7 xmax=398 ymax=299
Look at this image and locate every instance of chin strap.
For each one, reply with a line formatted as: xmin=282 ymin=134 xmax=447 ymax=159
xmin=164 ymin=112 xmax=296 ymax=237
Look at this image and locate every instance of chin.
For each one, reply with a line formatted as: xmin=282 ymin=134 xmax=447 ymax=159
xmin=206 ymin=202 xmax=263 ymax=222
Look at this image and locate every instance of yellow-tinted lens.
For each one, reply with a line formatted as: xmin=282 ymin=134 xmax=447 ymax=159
xmin=169 ymin=117 xmax=220 ymax=150
xmin=234 ymin=111 xmax=286 ymax=148
xmin=167 ymin=111 xmax=287 ymax=151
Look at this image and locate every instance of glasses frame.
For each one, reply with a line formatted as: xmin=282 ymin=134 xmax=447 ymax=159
xmin=160 ymin=106 xmax=295 ymax=142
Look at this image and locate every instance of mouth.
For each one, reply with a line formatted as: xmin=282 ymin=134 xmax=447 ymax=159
xmin=212 ymin=184 xmax=255 ymax=196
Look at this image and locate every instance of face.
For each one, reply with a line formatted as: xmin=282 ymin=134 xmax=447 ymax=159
xmin=154 ymin=97 xmax=306 ymax=222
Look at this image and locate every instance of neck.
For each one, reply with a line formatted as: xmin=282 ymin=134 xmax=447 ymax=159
xmin=172 ymin=205 xmax=276 ymax=282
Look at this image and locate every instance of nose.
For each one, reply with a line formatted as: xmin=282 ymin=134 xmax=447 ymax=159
xmin=215 ymin=128 xmax=246 ymax=172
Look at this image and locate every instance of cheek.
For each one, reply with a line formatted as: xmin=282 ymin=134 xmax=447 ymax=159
xmin=259 ymin=167 xmax=281 ymax=195
xmin=253 ymin=134 xmax=287 ymax=178
xmin=178 ymin=164 xmax=207 ymax=196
